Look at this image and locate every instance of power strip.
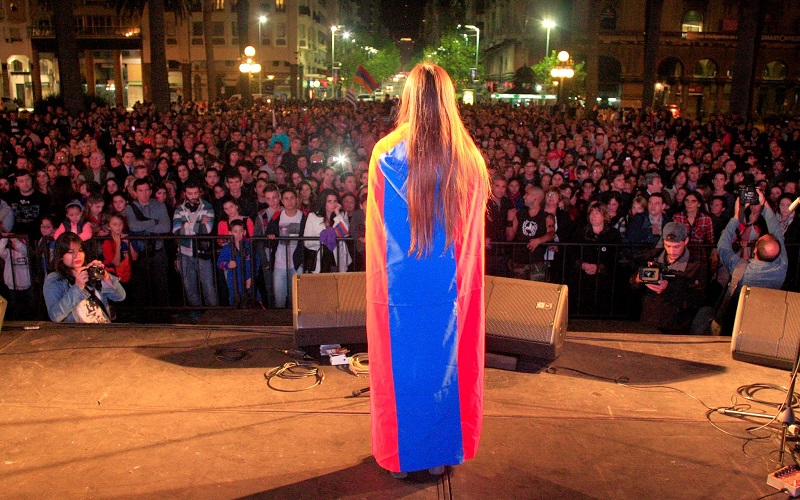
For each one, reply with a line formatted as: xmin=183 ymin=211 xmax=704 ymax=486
xmin=767 ymin=465 xmax=800 ymax=497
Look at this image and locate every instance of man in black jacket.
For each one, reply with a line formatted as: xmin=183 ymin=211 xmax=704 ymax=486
xmin=485 ymin=174 xmax=513 ymax=276
xmin=630 ymin=222 xmax=707 ymax=334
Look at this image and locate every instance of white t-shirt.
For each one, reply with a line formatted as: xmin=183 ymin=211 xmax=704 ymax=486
xmin=73 ymin=290 xmax=110 ymax=323
xmin=274 ymin=211 xmax=303 ymax=269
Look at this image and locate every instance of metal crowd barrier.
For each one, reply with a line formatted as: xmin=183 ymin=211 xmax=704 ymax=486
xmin=1 ymin=232 xmax=798 ymax=322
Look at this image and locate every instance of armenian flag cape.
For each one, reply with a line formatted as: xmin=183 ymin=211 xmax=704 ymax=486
xmin=366 ymin=123 xmax=485 ymax=473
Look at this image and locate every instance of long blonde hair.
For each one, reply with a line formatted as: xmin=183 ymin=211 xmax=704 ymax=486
xmin=399 ymin=63 xmax=489 ymax=257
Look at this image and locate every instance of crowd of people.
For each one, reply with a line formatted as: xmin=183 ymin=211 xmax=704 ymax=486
xmin=0 ymin=96 xmax=798 ymax=331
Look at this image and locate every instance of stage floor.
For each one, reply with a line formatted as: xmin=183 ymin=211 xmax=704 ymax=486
xmin=0 ymin=320 xmax=794 ymax=499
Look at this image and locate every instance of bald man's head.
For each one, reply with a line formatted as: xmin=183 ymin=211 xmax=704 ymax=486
xmin=754 ymin=234 xmax=781 ymax=262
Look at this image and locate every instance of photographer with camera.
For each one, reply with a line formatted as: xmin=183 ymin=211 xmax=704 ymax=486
xmin=44 ymin=232 xmax=126 ymax=323
xmin=630 ymin=222 xmax=707 ymax=334
xmin=698 ymin=186 xmax=788 ymax=335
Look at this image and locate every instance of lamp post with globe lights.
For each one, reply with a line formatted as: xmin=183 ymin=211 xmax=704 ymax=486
xmin=550 ymin=50 xmax=574 ymax=109
xmin=239 ymin=45 xmax=261 ymax=107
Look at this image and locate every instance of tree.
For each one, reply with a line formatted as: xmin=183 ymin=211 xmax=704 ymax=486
xmin=337 ymin=34 xmax=401 ymax=92
xmin=641 ymin=0 xmax=664 ymax=111
xmin=729 ymin=0 xmax=767 ymax=118
xmin=363 ymin=44 xmax=401 ymax=87
xmin=422 ymin=31 xmax=478 ymax=91
xmin=584 ymin=0 xmax=601 ymax=107
xmin=114 ymin=0 xmax=191 ymax=113
xmin=234 ymin=0 xmax=251 ymax=107
xmin=51 ymin=0 xmax=83 ymax=114
xmin=203 ymin=0 xmax=217 ymax=102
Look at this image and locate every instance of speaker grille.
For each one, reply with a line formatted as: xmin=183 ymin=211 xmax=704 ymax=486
xmin=732 ymin=287 xmax=800 ymax=370
xmin=294 ymin=273 xmax=568 ymax=361
xmin=334 ymin=273 xmax=368 ymax=327
xmin=485 ymin=278 xmax=564 ymax=344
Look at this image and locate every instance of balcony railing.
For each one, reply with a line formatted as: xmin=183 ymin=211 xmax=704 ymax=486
xmin=27 ymin=25 xmax=141 ymax=38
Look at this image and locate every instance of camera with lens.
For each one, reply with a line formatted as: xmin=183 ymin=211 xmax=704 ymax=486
xmin=86 ymin=265 xmax=105 ymax=284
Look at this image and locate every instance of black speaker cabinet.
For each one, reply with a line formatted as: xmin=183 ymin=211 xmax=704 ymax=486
xmin=484 ymin=277 xmax=568 ymax=360
xmin=731 ymin=286 xmax=800 ymax=371
xmin=293 ymin=273 xmax=568 ymax=361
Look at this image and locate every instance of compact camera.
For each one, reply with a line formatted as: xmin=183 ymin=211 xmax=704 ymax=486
xmin=86 ymin=265 xmax=105 ymax=284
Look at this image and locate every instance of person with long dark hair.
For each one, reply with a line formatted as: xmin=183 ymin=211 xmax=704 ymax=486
xmin=365 ymin=63 xmax=489 ymax=478
xmin=43 ymin=232 xmax=126 ymax=323
xmin=302 ymin=188 xmax=350 ymax=273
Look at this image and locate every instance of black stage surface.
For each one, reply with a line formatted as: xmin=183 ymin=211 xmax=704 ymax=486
xmin=0 ymin=317 xmax=796 ymax=499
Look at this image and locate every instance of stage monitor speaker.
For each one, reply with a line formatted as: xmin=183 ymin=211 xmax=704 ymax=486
xmin=484 ymin=276 xmax=568 ymax=360
xmin=731 ymin=286 xmax=800 ymax=371
xmin=293 ymin=273 xmax=568 ymax=361
xmin=293 ymin=272 xmax=367 ymax=347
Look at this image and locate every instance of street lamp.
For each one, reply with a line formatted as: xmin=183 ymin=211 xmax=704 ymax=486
xmin=550 ymin=50 xmax=574 ymax=108
xmin=257 ymin=16 xmax=267 ymax=94
xmin=542 ymin=19 xmax=556 ymax=59
xmin=464 ymin=24 xmax=480 ymax=79
xmin=331 ymin=25 xmax=341 ymax=98
xmin=239 ymin=45 xmax=261 ymax=106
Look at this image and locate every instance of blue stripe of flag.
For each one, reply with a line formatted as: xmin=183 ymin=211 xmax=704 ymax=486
xmin=379 ymin=141 xmax=465 ymax=471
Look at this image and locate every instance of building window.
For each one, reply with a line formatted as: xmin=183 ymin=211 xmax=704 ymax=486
xmin=213 ymin=0 xmax=224 ymax=10
xmin=212 ymin=21 xmax=224 ymax=36
xmin=600 ymin=7 xmax=616 ymax=30
xmin=681 ymin=11 xmax=703 ymax=32
xmin=192 ymin=22 xmax=203 ymax=37
xmin=12 ymin=60 xmax=23 ymax=72
xmin=275 ymin=0 xmax=285 ymax=13
xmin=232 ymin=21 xmax=238 ymax=36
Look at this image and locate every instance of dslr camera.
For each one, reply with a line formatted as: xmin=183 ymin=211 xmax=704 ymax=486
xmin=86 ymin=264 xmax=105 ymax=284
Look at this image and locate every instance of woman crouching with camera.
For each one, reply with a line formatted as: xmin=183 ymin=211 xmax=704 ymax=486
xmin=44 ymin=232 xmax=126 ymax=323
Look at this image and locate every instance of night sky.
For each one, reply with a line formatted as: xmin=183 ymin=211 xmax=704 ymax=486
xmin=380 ymin=0 xmax=426 ymax=39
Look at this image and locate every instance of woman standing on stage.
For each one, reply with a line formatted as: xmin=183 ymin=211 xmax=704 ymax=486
xmin=366 ymin=62 xmax=489 ymax=477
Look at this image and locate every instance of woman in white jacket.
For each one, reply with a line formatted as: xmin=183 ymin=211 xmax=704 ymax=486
xmin=303 ymin=188 xmax=351 ymax=273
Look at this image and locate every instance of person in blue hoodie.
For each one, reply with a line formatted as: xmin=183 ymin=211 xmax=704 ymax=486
xmin=217 ymin=219 xmax=259 ymax=306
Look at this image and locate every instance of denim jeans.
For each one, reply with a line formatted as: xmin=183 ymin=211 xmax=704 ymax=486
xmin=273 ymin=266 xmax=301 ymax=308
xmin=180 ymin=254 xmax=218 ymax=306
